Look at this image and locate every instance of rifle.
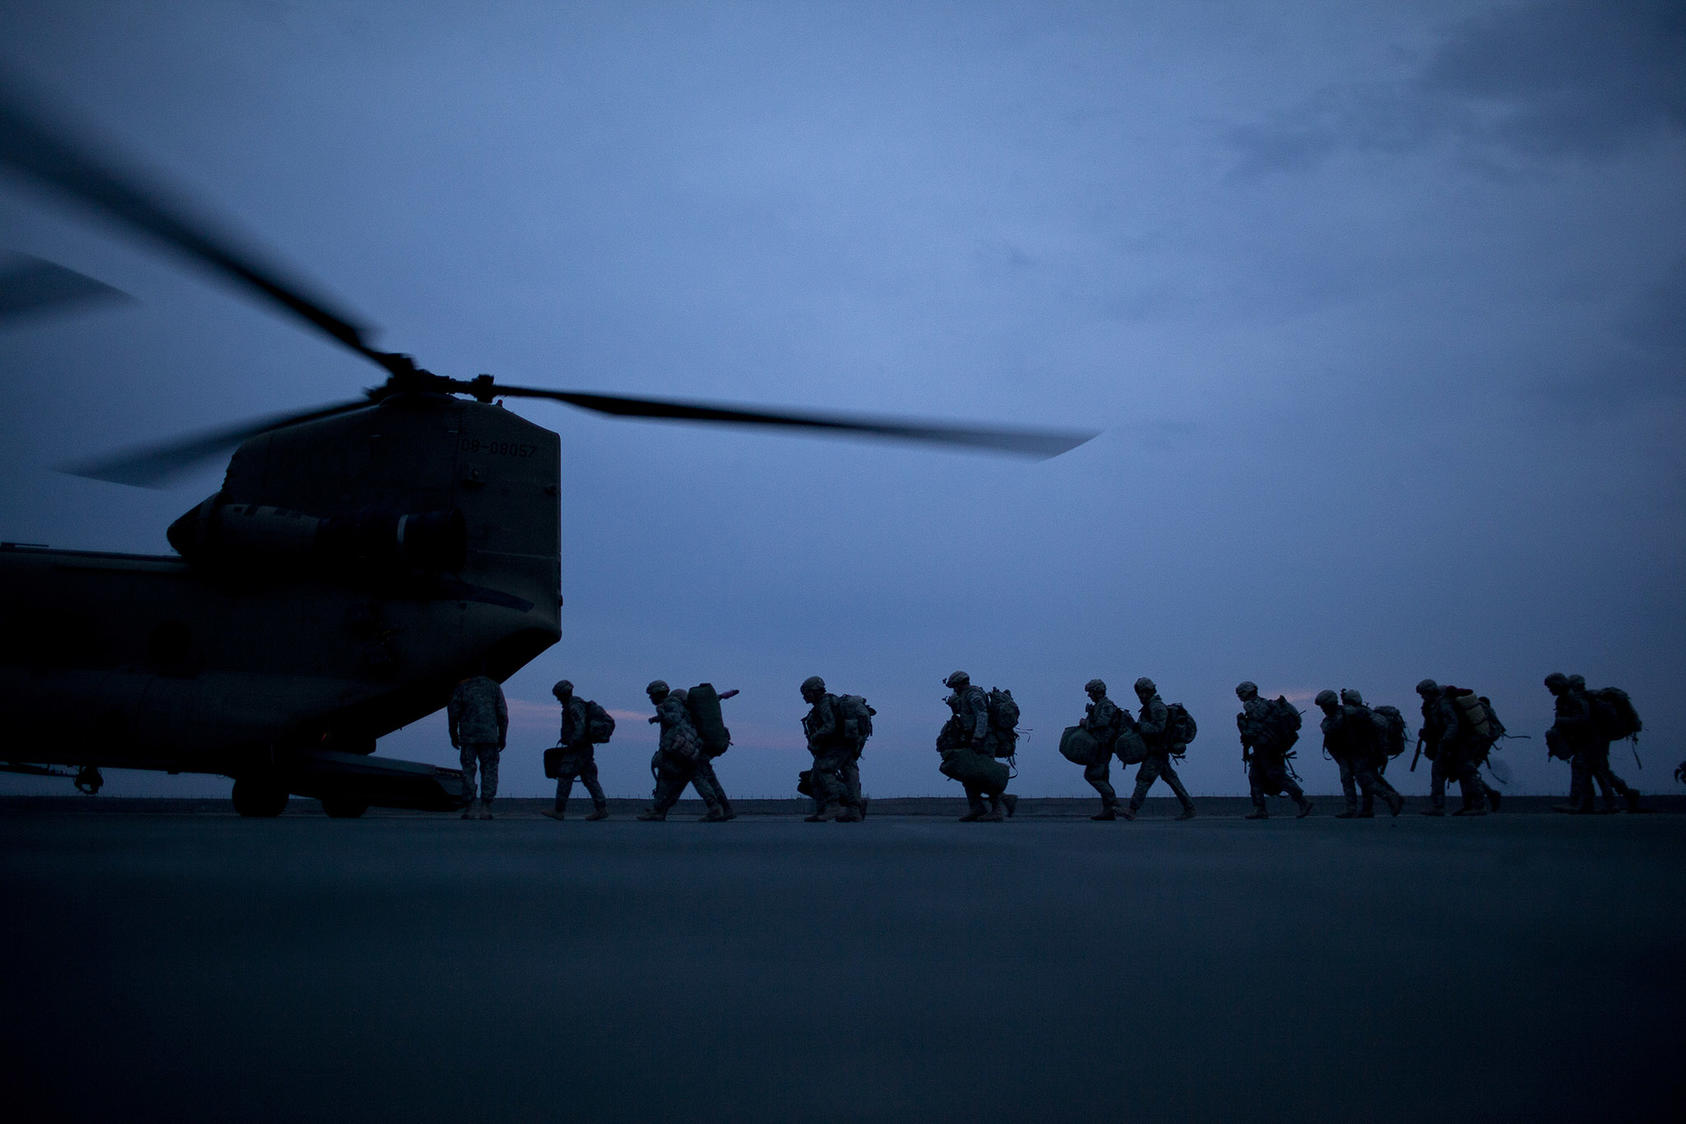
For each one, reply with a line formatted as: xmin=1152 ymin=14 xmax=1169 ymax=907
xmin=1409 ymin=734 xmax=1424 ymax=772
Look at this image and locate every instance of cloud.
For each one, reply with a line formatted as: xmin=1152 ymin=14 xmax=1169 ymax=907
xmin=1226 ymin=0 xmax=1686 ymax=178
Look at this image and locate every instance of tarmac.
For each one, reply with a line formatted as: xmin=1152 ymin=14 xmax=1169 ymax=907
xmin=3 ymin=797 xmax=1683 ymax=1121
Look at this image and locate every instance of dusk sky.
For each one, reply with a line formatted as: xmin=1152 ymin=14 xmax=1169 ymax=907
xmin=2 ymin=0 xmax=1681 ymax=800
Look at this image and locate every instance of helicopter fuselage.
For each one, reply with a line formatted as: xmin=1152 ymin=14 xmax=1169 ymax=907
xmin=0 ymin=394 xmax=561 ymax=809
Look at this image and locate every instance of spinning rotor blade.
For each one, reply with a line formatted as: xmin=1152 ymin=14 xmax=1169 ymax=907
xmin=0 ymin=253 xmax=128 ymax=323
xmin=61 ymin=398 xmax=373 ymax=487
xmin=0 ymin=76 xmax=383 ymax=366
xmin=495 ymin=385 xmax=1098 ymax=459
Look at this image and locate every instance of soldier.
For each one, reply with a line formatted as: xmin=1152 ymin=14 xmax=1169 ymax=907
xmin=543 ymin=680 xmax=610 ymax=821
xmin=1546 ymin=672 xmax=1641 ymax=814
xmin=1236 ymin=681 xmax=1312 ymax=819
xmin=1078 ymin=678 xmax=1125 ymax=820
xmin=940 ymin=670 xmax=1013 ymax=822
xmin=637 ymin=680 xmax=730 ymax=822
xmin=1414 ymin=679 xmax=1484 ymax=816
xmin=1121 ymin=677 xmax=1196 ymax=821
xmin=799 ymin=676 xmax=862 ymax=823
xmin=448 ymin=672 xmax=507 ymax=820
xmin=1318 ymin=689 xmax=1403 ymax=817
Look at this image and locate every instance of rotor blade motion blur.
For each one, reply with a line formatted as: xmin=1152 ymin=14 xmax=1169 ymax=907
xmin=497 ymin=386 xmax=1098 ymax=459
xmin=0 ymin=75 xmax=381 ymax=365
xmin=0 ymin=253 xmax=128 ymax=323
xmin=61 ymin=399 xmax=373 ymax=487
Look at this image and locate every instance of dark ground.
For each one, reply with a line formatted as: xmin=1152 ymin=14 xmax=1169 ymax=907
xmin=3 ymin=798 xmax=1683 ymax=1121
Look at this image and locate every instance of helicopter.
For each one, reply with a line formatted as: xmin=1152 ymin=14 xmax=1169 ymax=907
xmin=0 ymin=79 xmax=1094 ymax=817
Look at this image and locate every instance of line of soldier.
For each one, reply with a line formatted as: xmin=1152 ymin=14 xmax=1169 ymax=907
xmin=444 ymin=666 xmax=1648 ymax=821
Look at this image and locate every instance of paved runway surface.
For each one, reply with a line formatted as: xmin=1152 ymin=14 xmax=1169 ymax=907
xmin=4 ymin=805 xmax=1683 ymax=1121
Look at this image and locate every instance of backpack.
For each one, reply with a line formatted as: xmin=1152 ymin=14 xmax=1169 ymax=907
xmin=684 ymin=682 xmax=732 ymax=757
xmin=987 ymin=687 xmax=1020 ymax=757
xmin=1263 ymin=696 xmax=1302 ymax=751
xmin=1445 ymin=686 xmax=1499 ymax=746
xmin=1166 ymin=702 xmax=1198 ymax=750
xmin=1588 ymin=687 xmax=1641 ymax=742
xmin=836 ymin=694 xmax=876 ymax=745
xmin=1373 ymin=704 xmax=1408 ymax=758
xmin=585 ymin=700 xmax=615 ymax=744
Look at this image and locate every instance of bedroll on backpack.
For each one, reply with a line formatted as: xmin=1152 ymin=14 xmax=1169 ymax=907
xmin=685 ymin=682 xmax=732 ymax=757
xmin=1373 ymin=704 xmax=1408 ymax=758
xmin=836 ymin=694 xmax=876 ymax=744
xmin=1588 ymin=687 xmax=1642 ymax=742
xmin=1059 ymin=725 xmax=1102 ymax=767
xmin=586 ymin=701 xmax=616 ymax=744
xmin=939 ymin=749 xmax=1009 ymax=794
xmin=1167 ymin=703 xmax=1198 ymax=750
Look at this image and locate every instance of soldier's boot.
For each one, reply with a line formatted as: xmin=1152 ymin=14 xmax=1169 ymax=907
xmin=980 ymin=795 xmax=1006 ymax=822
xmin=805 ymin=802 xmax=835 ymax=822
xmin=1487 ymin=787 xmax=1502 ymax=812
xmin=959 ymin=793 xmax=988 ymax=822
xmin=718 ymin=796 xmax=737 ymax=822
xmin=478 ymin=800 xmax=495 ymax=820
xmin=541 ymin=808 xmax=566 ymax=821
xmin=835 ymin=804 xmax=864 ymax=823
xmin=1419 ymin=798 xmax=1445 ymax=817
xmin=460 ymin=800 xmax=480 ymax=820
xmin=1092 ymin=801 xmax=1118 ymax=821
xmin=1244 ymin=802 xmax=1268 ymax=820
xmin=585 ymin=804 xmax=609 ymax=821
xmin=1336 ymin=797 xmax=1360 ymax=819
xmin=1385 ymin=791 xmax=1405 ymax=817
xmin=1295 ymin=796 xmax=1314 ymax=819
xmin=1175 ymin=802 xmax=1196 ymax=821
xmin=1003 ymin=794 xmax=1019 ymax=818
xmin=701 ymin=805 xmax=732 ymax=822
xmin=1119 ymin=802 xmax=1138 ymax=821
xmin=1355 ymin=796 xmax=1375 ymax=819
xmin=1624 ymin=787 xmax=1646 ymax=813
xmin=636 ymin=808 xmax=667 ymax=821
xmin=1452 ymin=796 xmax=1485 ymax=816
xmin=1551 ymin=801 xmax=1594 ymax=814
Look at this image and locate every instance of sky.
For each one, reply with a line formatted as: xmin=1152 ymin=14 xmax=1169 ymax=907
xmin=1 ymin=0 xmax=1682 ymax=801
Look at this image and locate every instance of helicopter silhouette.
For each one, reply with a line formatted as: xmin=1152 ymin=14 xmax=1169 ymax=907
xmin=0 ymin=78 xmax=1094 ymax=817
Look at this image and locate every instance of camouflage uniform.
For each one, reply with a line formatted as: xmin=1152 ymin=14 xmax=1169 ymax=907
xmin=1079 ymin=679 xmax=1122 ymax=819
xmin=1123 ymin=678 xmax=1195 ymax=820
xmin=801 ymin=676 xmax=862 ymax=822
xmin=1316 ymin=689 xmax=1403 ymax=818
xmin=1416 ymin=679 xmax=1485 ymax=816
xmin=941 ymin=671 xmax=1010 ymax=822
xmin=550 ymin=681 xmax=608 ymax=820
xmin=1547 ymin=673 xmax=1640 ymax=813
xmin=639 ymin=681 xmax=728 ymax=821
xmin=448 ymin=675 xmax=507 ymax=819
xmin=1236 ymin=682 xmax=1311 ymax=819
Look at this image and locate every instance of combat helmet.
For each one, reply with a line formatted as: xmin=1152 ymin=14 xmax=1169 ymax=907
xmin=1567 ymin=674 xmax=1586 ymax=690
xmin=1314 ymin=688 xmax=1339 ymax=709
xmin=944 ymin=670 xmax=971 ymax=688
xmin=800 ymin=675 xmax=827 ymax=699
xmin=646 ymin=679 xmax=670 ymax=700
xmin=1085 ymin=678 xmax=1107 ymax=696
xmin=1544 ymin=672 xmax=1569 ymax=692
xmin=1133 ymin=676 xmax=1157 ymax=698
xmin=1415 ymin=678 xmax=1439 ymax=697
xmin=1340 ymin=688 xmax=1364 ymax=706
xmin=552 ymin=679 xmax=573 ymax=699
xmin=1235 ymin=681 xmax=1258 ymax=700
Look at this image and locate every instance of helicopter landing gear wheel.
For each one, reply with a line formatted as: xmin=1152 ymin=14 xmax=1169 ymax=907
xmin=320 ymin=794 xmax=370 ymax=819
xmin=232 ymin=776 xmax=289 ymax=818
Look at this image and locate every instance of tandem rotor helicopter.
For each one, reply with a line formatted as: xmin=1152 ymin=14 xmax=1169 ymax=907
xmin=0 ymin=79 xmax=1094 ymax=817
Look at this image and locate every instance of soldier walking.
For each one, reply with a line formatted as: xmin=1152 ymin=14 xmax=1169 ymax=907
xmin=1415 ymin=679 xmax=1486 ymax=816
xmin=638 ymin=680 xmax=730 ymax=822
xmin=1317 ymin=689 xmax=1403 ymax=817
xmin=1546 ymin=672 xmax=1642 ymax=814
xmin=1121 ymin=677 xmax=1196 ymax=821
xmin=939 ymin=670 xmax=1013 ymax=822
xmin=1236 ymin=681 xmax=1312 ymax=819
xmin=1078 ymin=679 xmax=1125 ymax=819
xmin=448 ymin=672 xmax=507 ymax=820
xmin=799 ymin=676 xmax=863 ymax=822
xmin=544 ymin=679 xmax=610 ymax=821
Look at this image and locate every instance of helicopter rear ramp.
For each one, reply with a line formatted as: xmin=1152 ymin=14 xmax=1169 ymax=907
xmin=280 ymin=749 xmax=466 ymax=811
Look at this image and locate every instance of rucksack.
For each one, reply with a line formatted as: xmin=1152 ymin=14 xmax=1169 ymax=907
xmin=987 ymin=688 xmax=1020 ymax=737
xmin=1588 ymin=687 xmax=1642 ymax=742
xmin=836 ymin=694 xmax=876 ymax=745
xmin=1263 ymin=696 xmax=1302 ymax=751
xmin=586 ymin=700 xmax=615 ymax=744
xmin=1445 ymin=686 xmax=1499 ymax=746
xmin=1167 ymin=702 xmax=1197 ymax=750
xmin=1373 ymin=704 xmax=1408 ymax=758
xmin=684 ymin=682 xmax=732 ymax=757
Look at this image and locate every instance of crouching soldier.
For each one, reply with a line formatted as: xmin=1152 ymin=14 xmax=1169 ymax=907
xmin=449 ymin=672 xmax=507 ymax=820
xmin=1122 ymin=677 xmax=1196 ymax=821
xmin=1318 ymin=689 xmax=1404 ymax=817
xmin=544 ymin=680 xmax=611 ymax=821
xmin=1236 ymin=681 xmax=1312 ymax=819
xmin=639 ymin=680 xmax=730 ymax=822
xmin=799 ymin=676 xmax=863 ymax=822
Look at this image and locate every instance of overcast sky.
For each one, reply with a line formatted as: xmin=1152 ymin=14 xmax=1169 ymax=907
xmin=2 ymin=0 xmax=1681 ymax=801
